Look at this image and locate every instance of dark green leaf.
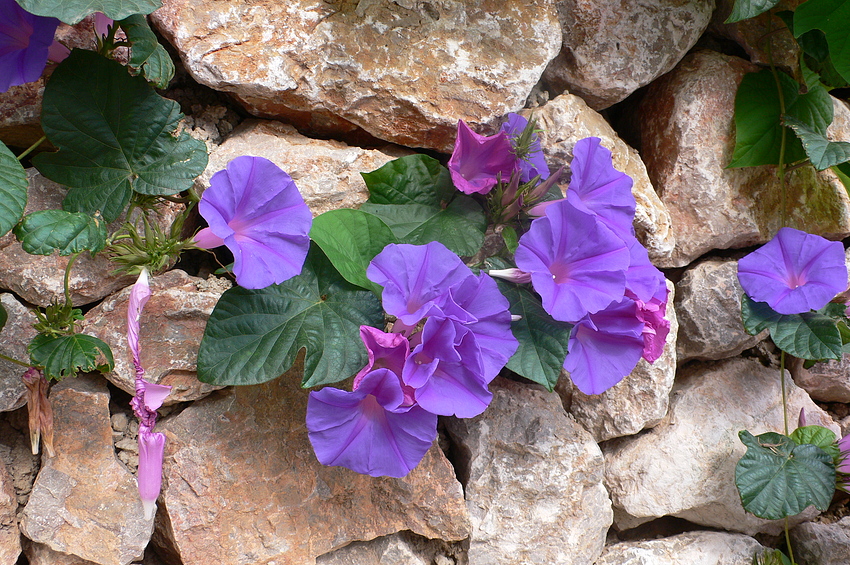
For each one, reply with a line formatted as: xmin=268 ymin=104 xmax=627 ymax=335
xmin=0 ymin=303 xmax=7 ymax=333
xmin=725 ymin=0 xmax=782 ymax=23
xmin=309 ymin=208 xmax=397 ymax=295
xmin=729 ymin=69 xmax=833 ymax=168
xmin=15 ymin=0 xmax=161 ymax=24
xmin=741 ymin=295 xmax=843 ymax=360
xmin=197 ymin=245 xmax=385 ymax=388
xmin=794 ymin=0 xmax=850 ymax=85
xmin=736 ymin=430 xmax=835 ymax=520
xmin=0 ymin=140 xmax=27 ymax=238
xmin=29 ymin=333 xmax=115 ymax=380
xmin=363 ymin=154 xmax=455 ymax=206
xmin=501 ymin=225 xmax=519 ymax=254
xmin=119 ymin=15 xmax=175 ymax=89
xmin=783 ymin=114 xmax=850 ymax=169
xmin=33 ymin=50 xmax=208 ymax=223
xmin=790 ymin=425 xmax=840 ymax=459
xmin=834 ymin=161 xmax=850 ymax=195
xmin=496 ymin=280 xmax=572 ymax=392
xmin=13 ymin=210 xmax=107 ymax=256
xmin=361 ymin=197 xmax=486 ymax=257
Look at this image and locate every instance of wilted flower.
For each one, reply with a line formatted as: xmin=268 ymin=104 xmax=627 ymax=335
xmin=737 ymin=227 xmax=847 ymax=315
xmin=500 ymin=113 xmax=549 ymax=183
xmin=194 ymin=156 xmax=312 ymax=289
xmin=515 ymin=198 xmax=630 ymax=323
xmin=0 ymin=0 xmax=62 ymax=92
xmin=448 ymin=120 xmax=518 ymax=195
xmin=22 ymin=367 xmax=54 ymax=457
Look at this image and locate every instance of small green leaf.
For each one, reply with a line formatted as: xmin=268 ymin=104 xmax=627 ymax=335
xmin=741 ymin=295 xmax=843 ymax=360
xmin=834 ymin=161 xmax=850 ymax=195
xmin=736 ymin=430 xmax=835 ymax=520
xmin=783 ymin=114 xmax=850 ymax=169
xmin=29 ymin=333 xmax=115 ymax=380
xmin=790 ymin=425 xmax=840 ymax=459
xmin=119 ymin=15 xmax=175 ymax=89
xmin=0 ymin=303 xmax=7 ymax=333
xmin=13 ymin=210 xmax=107 ymax=256
xmin=496 ymin=280 xmax=572 ymax=392
xmin=729 ymin=69 xmax=833 ymax=168
xmin=0 ymin=141 xmax=27 ymax=239
xmin=794 ymin=0 xmax=850 ymax=85
xmin=34 ymin=49 xmax=208 ymax=223
xmin=15 ymin=0 xmax=162 ymax=25
xmin=363 ymin=154 xmax=455 ymax=206
xmin=309 ymin=208 xmax=397 ymax=295
xmin=197 ymin=245 xmax=385 ymax=388
xmin=361 ymin=197 xmax=486 ymax=257
xmin=725 ymin=0 xmax=781 ymax=23
xmin=501 ymin=225 xmax=519 ymax=254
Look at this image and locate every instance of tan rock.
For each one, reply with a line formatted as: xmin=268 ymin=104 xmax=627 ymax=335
xmin=524 ymin=93 xmax=676 ymax=267
xmin=0 ymin=456 xmax=20 ymax=565
xmin=25 ymin=540 xmax=99 ymax=565
xmin=80 ymin=270 xmax=228 ymax=405
xmin=19 ymin=375 xmax=153 ymax=565
xmin=596 ymin=531 xmax=764 ymax=565
xmin=640 ymin=50 xmax=850 ymax=267
xmin=567 ymin=280 xmax=678 ymax=442
xmin=198 ymin=119 xmax=411 ymax=216
xmin=0 ymin=293 xmax=38 ymax=413
xmin=544 ymin=0 xmax=715 ymax=110
xmin=710 ymin=0 xmax=802 ymax=72
xmin=791 ymin=516 xmax=850 ymax=565
xmin=151 ymin=0 xmax=562 ymax=152
xmin=153 ymin=360 xmax=470 ymax=564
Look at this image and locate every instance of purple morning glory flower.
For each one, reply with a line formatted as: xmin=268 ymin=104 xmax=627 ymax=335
xmin=737 ymin=227 xmax=847 ymax=315
xmin=448 ymin=120 xmax=518 ymax=195
xmin=515 ymin=198 xmax=631 ymax=323
xmin=565 ymin=137 xmax=635 ymax=239
xmin=630 ymin=283 xmax=670 ymax=364
xmin=564 ymin=298 xmax=646 ymax=395
xmin=195 ymin=156 xmax=312 ymax=289
xmin=500 ymin=113 xmax=550 ymax=183
xmin=306 ymin=368 xmax=438 ymax=478
xmin=0 ymin=0 xmax=61 ymax=92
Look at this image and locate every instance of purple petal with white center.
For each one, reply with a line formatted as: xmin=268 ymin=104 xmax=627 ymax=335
xmin=367 ymin=242 xmax=476 ymax=325
xmin=0 ymin=0 xmax=59 ymax=92
xmin=307 ymin=369 xmax=437 ymax=478
xmin=515 ymin=198 xmax=630 ymax=323
xmin=564 ymin=298 xmax=645 ymax=395
xmin=500 ymin=113 xmax=550 ymax=183
xmin=198 ymin=156 xmax=312 ymax=289
xmin=737 ymin=227 xmax=848 ymax=315
xmin=138 ymin=431 xmax=166 ymax=520
xmin=566 ymin=137 xmax=635 ymax=238
xmin=448 ymin=120 xmax=518 ymax=195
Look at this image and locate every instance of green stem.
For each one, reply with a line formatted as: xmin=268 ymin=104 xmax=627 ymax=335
xmin=785 ymin=517 xmax=796 ymax=564
xmin=0 ymin=352 xmax=29 ymax=367
xmin=16 ymin=136 xmax=47 ymax=161
xmin=63 ymin=252 xmax=81 ymax=307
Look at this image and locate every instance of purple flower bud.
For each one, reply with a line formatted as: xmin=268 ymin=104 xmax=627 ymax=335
xmin=737 ymin=227 xmax=848 ymax=315
xmin=487 ymin=268 xmax=532 ymax=284
xmin=500 ymin=113 xmax=550 ymax=183
xmin=0 ymin=0 xmax=60 ymax=92
xmin=137 ymin=431 xmax=166 ymax=520
xmin=127 ymin=268 xmax=150 ymax=363
xmin=195 ymin=156 xmax=312 ymax=289
xmin=448 ymin=120 xmax=518 ymax=195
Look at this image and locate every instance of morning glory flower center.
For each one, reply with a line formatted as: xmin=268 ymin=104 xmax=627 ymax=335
xmin=549 ymin=261 xmax=572 ymax=284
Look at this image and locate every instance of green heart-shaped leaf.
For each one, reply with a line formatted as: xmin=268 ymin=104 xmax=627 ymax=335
xmin=736 ymin=430 xmax=835 ymax=520
xmin=15 ymin=0 xmax=161 ymax=25
xmin=120 ymin=15 xmax=175 ymax=89
xmin=783 ymin=114 xmax=850 ymax=170
xmin=0 ymin=141 xmax=27 ymax=238
xmin=725 ymin=0 xmax=781 ymax=23
xmin=363 ymin=154 xmax=455 ymax=206
xmin=197 ymin=245 xmax=384 ymax=388
xmin=14 ymin=210 xmax=107 ymax=255
xmin=34 ymin=49 xmax=208 ymax=223
xmin=29 ymin=333 xmax=115 ymax=381
xmin=790 ymin=425 xmax=840 ymax=459
xmin=794 ymin=0 xmax=850 ymax=85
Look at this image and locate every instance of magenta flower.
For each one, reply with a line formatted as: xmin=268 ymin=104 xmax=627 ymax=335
xmin=307 ymin=368 xmax=437 ymax=478
xmin=564 ymin=298 xmax=646 ymax=395
xmin=195 ymin=156 xmax=312 ymax=289
xmin=500 ymin=113 xmax=550 ymax=183
xmin=737 ymin=227 xmax=847 ymax=315
xmin=632 ymin=284 xmax=670 ymax=364
xmin=515 ymin=198 xmax=630 ymax=323
xmin=448 ymin=120 xmax=518 ymax=195
xmin=0 ymin=0 xmax=60 ymax=92
xmin=127 ymin=268 xmax=172 ymax=520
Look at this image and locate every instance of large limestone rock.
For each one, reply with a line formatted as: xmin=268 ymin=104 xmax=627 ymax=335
xmin=604 ymin=357 xmax=838 ymax=536
xmin=522 ymin=93 xmax=675 ymax=263
xmin=790 ymin=517 xmax=850 ymax=565
xmin=0 ymin=457 xmax=20 ymax=565
xmin=0 ymin=293 xmax=37 ymax=413
xmin=316 ymin=531 xmax=462 ymax=565
xmin=710 ymin=0 xmax=802 ymax=71
xmin=198 ymin=120 xmax=410 ymax=216
xmin=151 ymin=0 xmax=562 ymax=152
xmin=153 ymin=361 xmax=470 ymax=564
xmin=543 ymin=0 xmax=715 ymax=110
xmin=444 ymin=377 xmax=611 ymax=565
xmin=675 ymin=258 xmax=766 ymax=363
xmin=792 ymin=354 xmax=850 ymax=403
xmin=81 ymin=270 xmax=228 ymax=405
xmin=19 ymin=375 xmax=153 ymax=565
xmin=566 ymin=280 xmax=678 ymax=442
xmin=596 ymin=531 xmax=764 ymax=565
xmin=639 ymin=50 xmax=850 ymax=267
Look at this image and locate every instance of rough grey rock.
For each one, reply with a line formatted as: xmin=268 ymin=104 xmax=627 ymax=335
xmin=0 ymin=455 xmax=20 ymax=565
xmin=596 ymin=531 xmax=764 ymax=565
xmin=0 ymin=293 xmax=37 ymax=413
xmin=790 ymin=516 xmax=850 ymax=565
xmin=316 ymin=531 xmax=462 ymax=565
xmin=445 ymin=377 xmax=611 ymax=565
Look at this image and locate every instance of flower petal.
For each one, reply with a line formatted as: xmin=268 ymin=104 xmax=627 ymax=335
xmin=138 ymin=431 xmax=166 ymax=520
xmin=448 ymin=120 xmax=518 ymax=195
